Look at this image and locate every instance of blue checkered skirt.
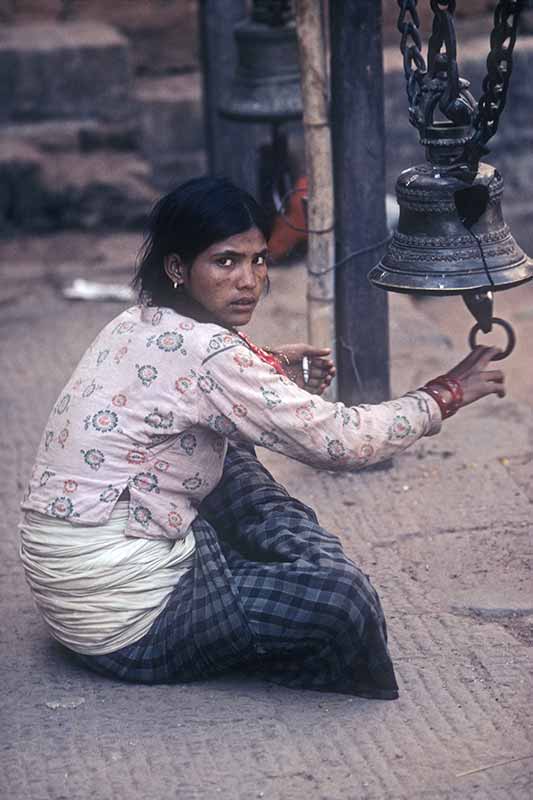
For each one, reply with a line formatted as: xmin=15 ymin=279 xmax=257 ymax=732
xmin=78 ymin=445 xmax=399 ymax=699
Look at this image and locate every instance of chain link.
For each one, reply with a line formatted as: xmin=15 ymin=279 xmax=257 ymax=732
xmin=472 ymin=0 xmax=522 ymax=147
xmin=397 ymin=0 xmax=524 ymax=156
xmin=397 ymin=0 xmax=427 ymax=99
xmin=428 ymin=1 xmax=460 ymax=119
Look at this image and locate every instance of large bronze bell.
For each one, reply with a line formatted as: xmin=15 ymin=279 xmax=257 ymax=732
xmin=370 ymin=1 xmax=533 ymax=357
xmin=219 ymin=1 xmax=302 ymax=123
xmin=369 ymin=123 xmax=533 ymax=298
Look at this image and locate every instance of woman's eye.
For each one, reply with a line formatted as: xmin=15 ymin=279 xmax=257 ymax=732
xmin=254 ymin=255 xmax=267 ymax=266
xmin=216 ymin=258 xmax=234 ymax=268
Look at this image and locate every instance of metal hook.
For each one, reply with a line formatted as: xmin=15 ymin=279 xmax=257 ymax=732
xmin=468 ymin=317 xmax=516 ymax=361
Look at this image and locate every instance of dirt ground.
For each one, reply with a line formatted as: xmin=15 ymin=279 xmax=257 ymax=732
xmin=0 ymin=231 xmax=532 ymax=799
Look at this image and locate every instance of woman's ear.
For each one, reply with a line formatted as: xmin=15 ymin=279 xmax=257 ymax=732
xmin=163 ymin=253 xmax=185 ymax=288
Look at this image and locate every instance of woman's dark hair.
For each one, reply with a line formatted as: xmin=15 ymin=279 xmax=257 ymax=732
xmin=133 ymin=176 xmax=272 ymax=306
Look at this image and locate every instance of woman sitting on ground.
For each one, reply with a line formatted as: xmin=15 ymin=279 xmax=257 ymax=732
xmin=19 ymin=177 xmax=505 ymax=700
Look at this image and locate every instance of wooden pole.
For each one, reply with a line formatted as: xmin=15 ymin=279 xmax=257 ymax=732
xmin=294 ymin=0 xmax=336 ymax=395
xmin=330 ymin=0 xmax=390 ymax=406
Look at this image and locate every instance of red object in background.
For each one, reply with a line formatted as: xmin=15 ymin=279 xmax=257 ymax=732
xmin=268 ymin=176 xmax=308 ymax=262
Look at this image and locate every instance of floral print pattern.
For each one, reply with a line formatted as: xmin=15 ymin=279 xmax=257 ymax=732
xmin=232 ymin=403 xmax=247 ymax=418
xmin=24 ymin=305 xmax=440 ymax=541
xmin=136 ymin=364 xmax=158 ymax=386
xmin=87 ymin=409 xmax=119 ymax=433
xmin=147 ymin=331 xmax=187 ymax=355
xmin=167 ymin=505 xmax=183 ymax=531
xmin=388 ymin=416 xmax=412 ymax=440
xmin=197 ymin=374 xmax=216 ymax=394
xmin=207 ymin=414 xmax=237 ymax=437
xmin=261 ymin=387 xmax=282 ymax=409
xmin=296 ymin=402 xmax=315 ymax=426
xmin=182 ymin=473 xmax=203 ymax=492
xmin=57 ymin=420 xmax=70 ymax=449
xmin=206 ymin=331 xmax=238 ymax=354
xmin=100 ymin=485 xmax=121 ymax=503
xmin=54 ymin=394 xmax=71 ymax=415
xmin=178 ymin=433 xmax=197 ymax=456
xmin=233 ymin=351 xmax=254 ymax=372
xmin=175 ymin=376 xmax=194 ymax=395
xmin=39 ymin=470 xmax=55 ymax=487
xmin=132 ymin=472 xmax=160 ymax=493
xmin=358 ymin=444 xmax=375 ymax=463
xmin=145 ymin=408 xmax=174 ymax=430
xmin=96 ymin=349 xmax=109 ymax=366
xmin=114 ymin=344 xmax=130 ymax=365
xmin=82 ymin=380 xmax=103 ymax=399
xmin=113 ymin=321 xmax=136 ymax=335
xmin=47 ymin=496 xmax=78 ymax=519
xmin=326 ymin=438 xmax=346 ymax=461
xmin=81 ymin=448 xmax=105 ymax=471
xmin=127 ymin=450 xmax=147 ymax=465
xmin=132 ymin=505 xmax=152 ymax=528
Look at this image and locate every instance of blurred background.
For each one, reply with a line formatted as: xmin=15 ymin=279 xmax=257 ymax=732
xmin=0 ymin=0 xmax=532 ymax=248
xmin=1 ymin=0 xmax=532 ymax=404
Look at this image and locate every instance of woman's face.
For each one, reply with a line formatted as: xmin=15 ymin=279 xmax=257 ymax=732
xmin=179 ymin=227 xmax=269 ymax=328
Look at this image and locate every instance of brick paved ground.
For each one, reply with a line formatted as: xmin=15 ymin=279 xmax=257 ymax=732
xmin=1 ymin=234 xmax=532 ymax=799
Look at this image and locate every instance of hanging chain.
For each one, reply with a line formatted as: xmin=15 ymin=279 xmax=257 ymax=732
xmin=397 ymin=0 xmax=525 ymax=150
xmin=472 ymin=0 xmax=523 ymax=148
xmin=397 ymin=0 xmax=427 ymax=124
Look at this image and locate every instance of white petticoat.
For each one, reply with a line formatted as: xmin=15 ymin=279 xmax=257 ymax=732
xmin=19 ymin=501 xmax=196 ymax=655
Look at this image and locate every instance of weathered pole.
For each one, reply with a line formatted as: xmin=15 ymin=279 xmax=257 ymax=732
xmin=294 ymin=0 xmax=336 ymax=395
xmin=199 ymin=0 xmax=268 ymax=197
xmin=330 ymin=0 xmax=390 ymax=406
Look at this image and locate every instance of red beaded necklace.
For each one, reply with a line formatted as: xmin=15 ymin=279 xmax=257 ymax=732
xmin=235 ymin=331 xmax=287 ymax=377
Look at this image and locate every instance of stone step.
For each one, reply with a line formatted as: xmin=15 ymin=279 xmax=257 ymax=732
xmin=0 ymin=119 xmax=138 ymax=154
xmin=134 ymin=72 xmax=206 ymax=189
xmin=0 ymin=141 xmax=157 ymax=232
xmin=0 ymin=22 xmax=133 ymax=124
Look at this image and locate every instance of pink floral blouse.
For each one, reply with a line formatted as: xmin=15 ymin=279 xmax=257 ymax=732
xmin=22 ymin=305 xmax=442 ymax=540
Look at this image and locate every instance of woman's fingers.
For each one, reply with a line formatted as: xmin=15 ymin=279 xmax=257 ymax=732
xmin=309 ymin=362 xmax=335 ymax=379
xmin=481 ymin=369 xmax=504 ymax=384
xmin=303 ymin=347 xmax=331 ymax=358
xmin=449 ymin=345 xmax=501 ymax=377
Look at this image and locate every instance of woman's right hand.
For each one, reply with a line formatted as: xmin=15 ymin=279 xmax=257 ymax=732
xmin=442 ymin=345 xmax=506 ymax=410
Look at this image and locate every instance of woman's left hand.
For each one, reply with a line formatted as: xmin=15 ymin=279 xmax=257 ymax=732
xmin=271 ymin=343 xmax=336 ymax=395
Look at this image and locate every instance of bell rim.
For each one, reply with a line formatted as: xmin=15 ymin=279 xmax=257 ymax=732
xmin=368 ymin=260 xmax=533 ymax=295
xmin=219 ymin=103 xmax=303 ymax=123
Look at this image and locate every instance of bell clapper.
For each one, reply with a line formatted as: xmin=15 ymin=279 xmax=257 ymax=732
xmin=463 ymin=290 xmax=494 ymax=334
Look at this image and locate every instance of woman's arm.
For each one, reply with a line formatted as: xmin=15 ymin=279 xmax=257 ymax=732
xmin=196 ymin=338 xmax=504 ymax=471
xmin=195 ymin=339 xmax=443 ymax=470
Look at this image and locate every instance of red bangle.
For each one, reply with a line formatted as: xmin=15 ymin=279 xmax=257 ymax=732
xmin=431 ymin=375 xmax=464 ymax=407
xmin=419 ymin=375 xmax=464 ymax=420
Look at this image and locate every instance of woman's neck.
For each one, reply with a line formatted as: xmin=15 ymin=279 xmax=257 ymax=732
xmin=164 ymin=295 xmax=234 ymax=331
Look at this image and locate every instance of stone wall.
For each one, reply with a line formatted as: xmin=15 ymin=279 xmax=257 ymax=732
xmin=0 ymin=1 xmax=531 ymax=254
xmin=2 ymin=0 xmax=497 ymax=75
xmin=1 ymin=0 xmax=199 ymax=75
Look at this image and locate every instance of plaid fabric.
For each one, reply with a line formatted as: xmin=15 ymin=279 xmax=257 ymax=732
xmin=77 ymin=445 xmax=399 ymax=700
